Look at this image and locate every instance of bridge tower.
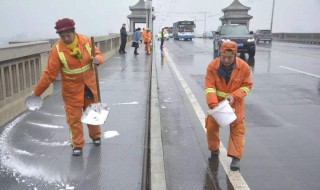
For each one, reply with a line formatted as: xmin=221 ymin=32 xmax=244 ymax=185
xmin=127 ymin=0 xmax=155 ymax=32
xmin=220 ymin=0 xmax=253 ymax=28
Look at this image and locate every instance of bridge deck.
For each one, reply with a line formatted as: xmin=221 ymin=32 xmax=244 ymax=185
xmin=0 ymin=48 xmax=151 ymax=190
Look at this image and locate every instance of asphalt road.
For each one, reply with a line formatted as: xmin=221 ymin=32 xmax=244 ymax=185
xmin=155 ymin=38 xmax=320 ymax=190
xmin=1 ymin=38 xmax=319 ymax=190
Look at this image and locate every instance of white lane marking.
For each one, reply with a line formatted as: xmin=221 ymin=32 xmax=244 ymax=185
xmin=111 ymin=101 xmax=139 ymax=105
xmin=280 ymin=66 xmax=320 ymax=78
xmin=164 ymin=49 xmax=251 ymax=190
xmin=103 ymin=131 xmax=119 ymax=139
xmin=27 ymin=121 xmax=64 ymax=129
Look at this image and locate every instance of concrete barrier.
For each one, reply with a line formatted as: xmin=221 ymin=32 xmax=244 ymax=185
xmin=0 ymin=33 xmax=133 ymax=127
xmin=0 ymin=41 xmax=52 ymax=127
xmin=273 ymin=33 xmax=320 ymax=45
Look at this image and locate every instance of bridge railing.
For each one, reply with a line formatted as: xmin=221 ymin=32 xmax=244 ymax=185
xmin=273 ymin=33 xmax=320 ymax=45
xmin=0 ymin=33 xmax=133 ymax=127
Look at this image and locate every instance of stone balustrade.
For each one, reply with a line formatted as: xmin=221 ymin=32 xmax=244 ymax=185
xmin=273 ymin=33 xmax=320 ymax=45
xmin=0 ymin=33 xmax=133 ymax=127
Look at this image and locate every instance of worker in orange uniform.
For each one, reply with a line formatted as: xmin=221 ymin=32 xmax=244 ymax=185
xmin=141 ymin=28 xmax=147 ymax=50
xmin=32 ymin=18 xmax=104 ymax=156
xmin=143 ymin=28 xmax=152 ymax=55
xmin=205 ymin=41 xmax=253 ymax=171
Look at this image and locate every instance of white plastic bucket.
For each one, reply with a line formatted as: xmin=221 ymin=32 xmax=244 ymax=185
xmin=207 ymin=100 xmax=237 ymax=127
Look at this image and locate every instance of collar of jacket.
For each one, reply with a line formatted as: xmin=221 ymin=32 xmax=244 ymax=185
xmin=58 ymin=33 xmax=85 ymax=52
xmin=214 ymin=57 xmax=242 ymax=71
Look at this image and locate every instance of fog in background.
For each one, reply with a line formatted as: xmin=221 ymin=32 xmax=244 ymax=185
xmin=153 ymin=0 xmax=320 ymax=34
xmin=0 ymin=0 xmax=319 ymax=44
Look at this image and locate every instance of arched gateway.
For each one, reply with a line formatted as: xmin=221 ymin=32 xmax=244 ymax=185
xmin=127 ymin=0 xmax=156 ymax=32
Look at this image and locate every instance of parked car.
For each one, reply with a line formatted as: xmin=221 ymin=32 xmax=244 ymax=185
xmin=254 ymin=29 xmax=272 ymax=43
xmin=193 ymin=33 xmax=202 ymax=38
xmin=203 ymin=31 xmax=214 ymax=39
xmin=213 ymin=24 xmax=256 ymax=58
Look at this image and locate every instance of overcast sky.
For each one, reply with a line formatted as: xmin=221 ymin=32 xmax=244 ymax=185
xmin=0 ymin=0 xmax=319 ymax=42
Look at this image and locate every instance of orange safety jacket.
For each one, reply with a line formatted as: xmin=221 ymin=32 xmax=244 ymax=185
xmin=33 ymin=33 xmax=104 ymax=106
xmin=141 ymin=30 xmax=147 ymax=40
xmin=205 ymin=57 xmax=253 ymax=123
xmin=144 ymin=31 xmax=152 ymax=43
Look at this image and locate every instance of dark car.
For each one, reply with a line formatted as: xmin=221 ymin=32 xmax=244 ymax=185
xmin=213 ymin=24 xmax=255 ymax=58
xmin=254 ymin=29 xmax=272 ymax=43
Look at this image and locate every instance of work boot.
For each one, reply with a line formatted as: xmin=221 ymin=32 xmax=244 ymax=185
xmin=93 ymin=138 xmax=101 ymax=146
xmin=211 ymin=149 xmax=220 ymax=157
xmin=72 ymin=147 xmax=82 ymax=156
xmin=230 ymin=157 xmax=240 ymax=171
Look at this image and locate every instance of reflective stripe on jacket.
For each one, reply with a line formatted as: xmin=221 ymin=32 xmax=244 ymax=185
xmin=56 ymin=42 xmax=92 ymax=74
xmin=205 ymin=57 xmax=253 ymax=122
xmin=33 ymin=33 xmax=104 ymax=106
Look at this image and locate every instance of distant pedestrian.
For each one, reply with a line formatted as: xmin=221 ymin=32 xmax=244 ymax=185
xmin=205 ymin=41 xmax=253 ymax=171
xmin=119 ymin=23 xmax=127 ymax=53
xmin=132 ymin=28 xmax=141 ymax=55
xmin=31 ymin=18 xmax=104 ymax=156
xmin=159 ymin=28 xmax=165 ymax=49
xmin=143 ymin=28 xmax=152 ymax=55
xmin=141 ymin=28 xmax=147 ymax=50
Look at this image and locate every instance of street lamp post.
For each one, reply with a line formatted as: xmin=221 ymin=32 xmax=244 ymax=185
xmin=145 ymin=0 xmax=153 ymax=31
xmin=270 ymin=0 xmax=275 ymax=33
xmin=204 ymin=12 xmax=207 ymax=33
xmin=199 ymin=12 xmax=209 ymax=33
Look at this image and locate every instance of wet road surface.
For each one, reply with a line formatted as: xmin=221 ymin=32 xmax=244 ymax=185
xmin=1 ymin=38 xmax=320 ymax=190
xmin=155 ymin=39 xmax=320 ymax=190
xmin=0 ymin=48 xmax=151 ymax=190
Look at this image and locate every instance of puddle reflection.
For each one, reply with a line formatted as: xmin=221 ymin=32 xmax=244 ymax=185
xmin=256 ymin=41 xmax=273 ymax=48
xmin=204 ymin=157 xmax=234 ymax=190
xmin=161 ymin=49 xmax=167 ymax=66
xmin=239 ymin=54 xmax=255 ymax=73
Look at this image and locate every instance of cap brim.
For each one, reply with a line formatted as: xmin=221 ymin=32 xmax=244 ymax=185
xmin=56 ymin=26 xmax=75 ymax=33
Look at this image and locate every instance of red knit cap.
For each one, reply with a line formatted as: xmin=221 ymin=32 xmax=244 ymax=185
xmin=220 ymin=41 xmax=238 ymax=54
xmin=54 ymin=18 xmax=75 ymax=33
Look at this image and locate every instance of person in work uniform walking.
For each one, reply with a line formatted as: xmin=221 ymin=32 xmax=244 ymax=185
xmin=119 ymin=23 xmax=127 ymax=54
xmin=143 ymin=28 xmax=152 ymax=55
xmin=205 ymin=41 xmax=253 ymax=171
xmin=32 ymin=18 xmax=104 ymax=156
xmin=141 ymin=28 xmax=147 ymax=50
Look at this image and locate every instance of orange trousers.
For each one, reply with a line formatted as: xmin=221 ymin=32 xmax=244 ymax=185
xmin=205 ymin=115 xmax=245 ymax=159
xmin=145 ymin=42 xmax=151 ymax=55
xmin=64 ymin=97 xmax=101 ymax=149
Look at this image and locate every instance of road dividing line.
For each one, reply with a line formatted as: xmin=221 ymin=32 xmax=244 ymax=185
xmin=280 ymin=66 xmax=320 ymax=78
xmin=164 ymin=49 xmax=251 ymax=190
